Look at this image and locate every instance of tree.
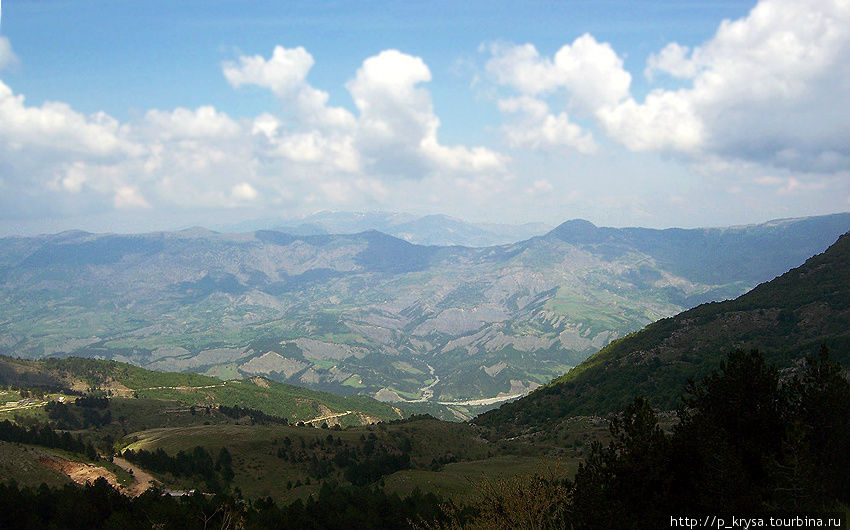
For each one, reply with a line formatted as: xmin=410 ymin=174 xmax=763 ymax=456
xmin=780 ymin=346 xmax=850 ymax=508
xmin=671 ymin=349 xmax=786 ymax=512
xmin=215 ymin=447 xmax=234 ymax=482
xmin=572 ymin=396 xmax=670 ymax=529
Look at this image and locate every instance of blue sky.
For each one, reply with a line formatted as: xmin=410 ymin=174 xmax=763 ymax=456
xmin=0 ymin=0 xmax=848 ymax=234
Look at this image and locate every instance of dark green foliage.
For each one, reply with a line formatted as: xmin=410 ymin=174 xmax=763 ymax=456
xmin=75 ymin=394 xmax=109 ymax=409
xmin=569 ymin=349 xmax=850 ymax=528
xmin=0 ymin=419 xmax=96 ymax=457
xmin=215 ymin=447 xmax=235 ymax=482
xmin=783 ymin=346 xmax=850 ymax=508
xmin=571 ymin=396 xmax=671 ymax=528
xmin=45 ymin=397 xmax=112 ymax=430
xmin=271 ymin=430 xmax=413 ymax=485
xmin=450 ymin=348 xmax=850 ymax=529
xmin=122 ymin=445 xmax=230 ymax=491
xmin=672 ymin=350 xmax=786 ymax=511
xmin=45 ymin=400 xmax=79 ymax=429
xmin=344 ymin=447 xmax=411 ymax=486
xmin=217 ymin=404 xmax=288 ymax=425
xmin=0 ymin=477 xmax=451 ymax=530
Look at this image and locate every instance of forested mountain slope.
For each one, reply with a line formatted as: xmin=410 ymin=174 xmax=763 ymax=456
xmin=477 ymin=230 xmax=850 ymax=436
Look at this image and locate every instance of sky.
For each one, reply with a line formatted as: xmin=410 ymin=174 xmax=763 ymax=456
xmin=0 ymin=0 xmax=848 ymax=235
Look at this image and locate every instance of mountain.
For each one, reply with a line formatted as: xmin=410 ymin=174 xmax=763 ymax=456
xmin=1 ymin=213 xmax=849 ymax=419
xmin=476 ymin=229 xmax=850 ymax=436
xmin=216 ymin=211 xmax=553 ymax=247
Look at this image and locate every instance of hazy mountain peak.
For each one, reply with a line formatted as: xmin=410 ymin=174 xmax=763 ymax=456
xmin=176 ymin=226 xmax=219 ymax=238
xmin=547 ymin=219 xmax=608 ymax=244
xmin=215 ymin=211 xmax=552 ymax=247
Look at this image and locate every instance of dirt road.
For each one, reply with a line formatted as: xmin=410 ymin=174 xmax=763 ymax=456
xmin=305 ymin=410 xmax=353 ymax=425
xmin=112 ymin=456 xmax=159 ymax=497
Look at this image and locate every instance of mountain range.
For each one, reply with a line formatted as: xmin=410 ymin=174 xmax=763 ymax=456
xmin=477 ymin=226 xmax=850 ymax=437
xmin=213 ymin=211 xmax=553 ymax=247
xmin=1 ymin=213 xmax=849 ymax=419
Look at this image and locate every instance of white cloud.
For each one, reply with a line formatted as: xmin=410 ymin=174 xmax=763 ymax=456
xmin=347 ymin=49 xmax=507 ymax=176
xmin=498 ymin=96 xmax=597 ymax=154
xmin=486 ymin=35 xmax=630 ymax=113
xmin=318 ymin=180 xmax=352 ymax=204
xmin=645 ymin=43 xmax=698 ymax=81
xmin=0 ymin=39 xmax=510 ymax=223
xmin=0 ymin=80 xmax=138 ymax=158
xmin=754 ymin=175 xmax=784 ymax=186
xmin=223 ymin=46 xmax=314 ymax=98
xmin=249 ymin=111 xmax=360 ymax=172
xmin=596 ymin=89 xmax=704 ymax=153
xmin=753 ymin=174 xmax=828 ymax=195
xmin=551 ymin=34 xmax=632 ymax=113
xmin=231 ymin=182 xmax=258 ymax=201
xmin=681 ymin=0 xmax=850 ymax=171
xmin=223 ymin=45 xmax=355 ymax=130
xmin=0 ymin=37 xmax=18 ymax=70
xmin=486 ymin=0 xmax=850 ymax=173
xmin=143 ymin=106 xmax=241 ymax=140
xmin=485 ymin=34 xmax=628 ymax=154
xmin=485 ymin=43 xmax=561 ymax=96
xmin=228 ymin=47 xmax=507 ymax=179
xmin=0 ymin=72 xmax=262 ymax=214
xmin=525 ymin=179 xmax=554 ymax=195
xmin=348 ymin=49 xmax=433 ymax=148
xmin=113 ymin=186 xmax=151 ymax=209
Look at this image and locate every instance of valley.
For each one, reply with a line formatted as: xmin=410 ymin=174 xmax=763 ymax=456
xmin=1 ymin=213 xmax=849 ymax=419
xmin=1 ymin=225 xmax=849 ymax=527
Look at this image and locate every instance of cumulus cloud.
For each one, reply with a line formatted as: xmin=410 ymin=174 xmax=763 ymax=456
xmin=596 ymin=89 xmax=704 ymax=153
xmin=227 ymin=46 xmax=507 ymax=179
xmin=0 ymin=41 xmax=508 ymax=222
xmin=0 ymin=73 xmax=265 ymax=216
xmin=498 ymin=96 xmax=597 ymax=154
xmin=348 ymin=50 xmax=434 ymax=157
xmin=0 ymin=80 xmax=138 ymax=158
xmin=143 ymin=106 xmax=241 ymax=140
xmin=486 ymin=34 xmax=630 ymax=154
xmin=645 ymin=43 xmax=698 ymax=81
xmin=486 ymin=35 xmax=631 ymax=113
xmin=486 ymin=0 xmax=850 ymax=173
xmin=347 ymin=49 xmax=507 ymax=177
xmin=223 ymin=45 xmax=355 ymax=130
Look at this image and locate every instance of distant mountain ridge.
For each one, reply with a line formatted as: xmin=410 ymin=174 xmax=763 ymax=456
xmin=476 ymin=228 xmax=850 ymax=436
xmin=1 ymin=213 xmax=849 ymax=419
xmin=547 ymin=214 xmax=850 ymax=285
xmin=215 ymin=211 xmax=553 ymax=247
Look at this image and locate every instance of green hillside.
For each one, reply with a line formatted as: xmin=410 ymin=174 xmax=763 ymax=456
xmin=0 ymin=356 xmax=403 ymax=425
xmin=476 ymin=232 xmax=850 ymax=437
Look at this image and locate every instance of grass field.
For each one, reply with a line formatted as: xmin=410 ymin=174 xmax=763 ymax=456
xmin=109 ymin=414 xmax=594 ymax=502
xmin=0 ymin=441 xmax=73 ymax=488
xmin=383 ymin=455 xmax=570 ymax=500
xmin=119 ymin=423 xmax=371 ymax=500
